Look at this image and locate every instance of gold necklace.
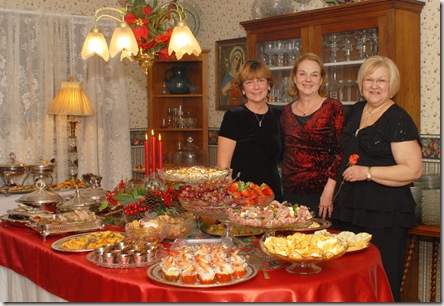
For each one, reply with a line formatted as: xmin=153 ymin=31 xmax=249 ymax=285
xmin=253 ymin=112 xmax=266 ymax=127
xmin=295 ymin=97 xmax=323 ymax=116
xmin=365 ymin=101 xmax=389 ymax=117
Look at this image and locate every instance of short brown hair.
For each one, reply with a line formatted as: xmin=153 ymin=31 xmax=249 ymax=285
xmin=236 ymin=59 xmax=274 ymax=93
xmin=287 ymin=53 xmax=328 ymax=98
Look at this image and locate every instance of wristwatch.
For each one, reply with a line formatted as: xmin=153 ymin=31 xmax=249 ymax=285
xmin=366 ymin=167 xmax=372 ymax=181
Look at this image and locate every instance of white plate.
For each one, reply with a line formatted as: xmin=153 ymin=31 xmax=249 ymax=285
xmin=177 ymin=0 xmax=203 ymax=37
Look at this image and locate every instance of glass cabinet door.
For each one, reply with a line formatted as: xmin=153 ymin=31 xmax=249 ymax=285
xmin=322 ymin=27 xmax=379 ymax=105
xmin=256 ymin=38 xmax=302 ymax=105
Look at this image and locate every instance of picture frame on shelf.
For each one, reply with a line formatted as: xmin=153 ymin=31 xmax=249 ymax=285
xmin=130 ymin=129 xmax=147 ymax=147
xmin=215 ymin=38 xmax=246 ymax=110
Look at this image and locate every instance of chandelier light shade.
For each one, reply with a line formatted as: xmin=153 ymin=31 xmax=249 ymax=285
xmin=49 ymin=77 xmax=95 ymax=181
xmin=81 ymin=27 xmax=110 ymax=61
xmin=81 ymin=0 xmax=202 ymax=74
xmin=108 ymin=21 xmax=139 ymax=59
xmin=168 ymin=20 xmax=202 ymax=60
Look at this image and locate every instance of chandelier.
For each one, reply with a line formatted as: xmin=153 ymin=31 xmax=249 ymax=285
xmin=81 ymin=0 xmax=202 ymax=74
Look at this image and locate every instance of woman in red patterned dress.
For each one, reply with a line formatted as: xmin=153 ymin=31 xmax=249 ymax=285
xmin=280 ymin=53 xmax=344 ymax=219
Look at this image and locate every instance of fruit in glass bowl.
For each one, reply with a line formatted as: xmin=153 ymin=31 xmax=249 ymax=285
xmin=177 ymin=182 xmax=235 ymax=221
xmin=226 ymin=181 xmax=275 ymax=207
xmin=125 ymin=218 xmax=168 ymax=243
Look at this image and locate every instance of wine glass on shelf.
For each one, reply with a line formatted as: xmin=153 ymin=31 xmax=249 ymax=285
xmin=328 ymin=33 xmax=340 ymax=63
xmin=264 ymin=41 xmax=275 ymax=67
xmin=342 ymin=33 xmax=353 ymax=62
xmin=345 ymin=79 xmax=355 ymax=103
xmin=338 ymin=80 xmax=344 ymax=102
xmin=356 ymin=29 xmax=368 ymax=60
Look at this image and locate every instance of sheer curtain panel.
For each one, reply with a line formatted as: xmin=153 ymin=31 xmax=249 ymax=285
xmin=0 ymin=9 xmax=131 ymax=190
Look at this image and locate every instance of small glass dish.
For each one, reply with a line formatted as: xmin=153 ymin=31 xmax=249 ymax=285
xmin=125 ymin=218 xmax=168 ymax=244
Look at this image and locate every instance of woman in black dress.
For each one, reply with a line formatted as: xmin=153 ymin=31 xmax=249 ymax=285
xmin=332 ymin=55 xmax=422 ymax=302
xmin=217 ymin=59 xmax=282 ymax=201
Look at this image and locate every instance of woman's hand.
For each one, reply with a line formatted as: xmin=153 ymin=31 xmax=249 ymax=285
xmin=318 ymin=178 xmax=336 ymax=219
xmin=343 ymin=165 xmax=367 ymax=182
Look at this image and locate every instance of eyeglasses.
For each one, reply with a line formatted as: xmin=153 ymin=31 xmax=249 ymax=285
xmin=363 ymin=78 xmax=390 ymax=86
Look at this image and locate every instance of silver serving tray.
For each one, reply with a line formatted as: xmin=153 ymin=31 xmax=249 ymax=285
xmin=0 ymin=214 xmax=30 ymax=227
xmin=26 ymin=217 xmax=105 ymax=242
xmin=146 ymin=262 xmax=257 ymax=288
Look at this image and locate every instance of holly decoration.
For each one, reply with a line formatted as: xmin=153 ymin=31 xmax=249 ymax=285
xmin=100 ymin=179 xmax=147 ymax=216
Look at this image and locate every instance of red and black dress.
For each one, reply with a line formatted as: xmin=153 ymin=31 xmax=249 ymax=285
xmin=280 ymin=98 xmax=344 ymax=213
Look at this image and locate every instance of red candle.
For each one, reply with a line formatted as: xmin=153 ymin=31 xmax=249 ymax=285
xmin=144 ymin=133 xmax=149 ymax=178
xmin=158 ymin=133 xmax=163 ymax=170
xmin=151 ymin=129 xmax=156 ymax=174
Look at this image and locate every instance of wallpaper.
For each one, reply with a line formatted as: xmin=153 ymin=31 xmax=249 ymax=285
xmin=0 ymin=0 xmax=439 ymax=135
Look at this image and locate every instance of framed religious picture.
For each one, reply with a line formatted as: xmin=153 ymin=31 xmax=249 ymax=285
xmin=215 ymin=38 xmax=246 ymax=110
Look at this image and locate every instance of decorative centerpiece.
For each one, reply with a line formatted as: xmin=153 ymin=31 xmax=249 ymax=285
xmin=99 ymin=178 xmax=182 ymax=228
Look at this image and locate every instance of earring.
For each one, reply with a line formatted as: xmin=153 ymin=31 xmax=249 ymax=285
xmin=242 ymin=92 xmax=245 ymax=95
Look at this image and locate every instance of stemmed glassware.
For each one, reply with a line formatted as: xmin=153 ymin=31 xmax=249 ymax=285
xmin=341 ymin=33 xmax=353 ymax=62
xmin=368 ymin=28 xmax=379 ymax=56
xmin=328 ymin=34 xmax=340 ymax=62
xmin=264 ymin=41 xmax=275 ymax=66
xmin=356 ymin=29 xmax=368 ymax=59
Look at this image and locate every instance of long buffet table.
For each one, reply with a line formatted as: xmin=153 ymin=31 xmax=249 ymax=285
xmin=0 ymin=221 xmax=394 ymax=302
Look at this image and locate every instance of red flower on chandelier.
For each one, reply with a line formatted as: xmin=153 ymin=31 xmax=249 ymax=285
xmin=120 ymin=0 xmax=177 ymax=60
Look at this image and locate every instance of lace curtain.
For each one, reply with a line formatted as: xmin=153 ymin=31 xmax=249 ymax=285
xmin=0 ymin=9 xmax=131 ymax=190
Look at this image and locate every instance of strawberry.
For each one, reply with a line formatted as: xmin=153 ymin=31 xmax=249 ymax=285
xmin=254 ymin=187 xmax=264 ymax=196
xmin=227 ymin=183 xmax=238 ymax=193
xmin=241 ymin=189 xmax=250 ymax=197
xmin=263 ymin=188 xmax=274 ymax=196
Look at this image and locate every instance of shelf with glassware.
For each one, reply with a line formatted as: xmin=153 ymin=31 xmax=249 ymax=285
xmin=257 ymin=28 xmax=373 ymax=106
xmin=242 ymin=0 xmax=424 ymax=127
xmin=147 ymin=51 xmax=209 ymax=168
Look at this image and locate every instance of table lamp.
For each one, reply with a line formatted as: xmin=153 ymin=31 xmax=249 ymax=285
xmin=48 ymin=77 xmax=95 ymax=181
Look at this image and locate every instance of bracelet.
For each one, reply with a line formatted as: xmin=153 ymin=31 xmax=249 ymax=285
xmin=366 ymin=167 xmax=372 ymax=181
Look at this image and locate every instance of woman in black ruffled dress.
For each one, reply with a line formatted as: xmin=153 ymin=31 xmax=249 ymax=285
xmin=332 ymin=56 xmax=422 ymax=302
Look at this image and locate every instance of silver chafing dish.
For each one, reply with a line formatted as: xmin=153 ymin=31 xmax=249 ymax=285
xmin=0 ymin=152 xmax=26 ymax=186
xmin=57 ymin=188 xmax=101 ymax=212
xmin=22 ymin=157 xmax=56 ymax=186
xmin=15 ymin=179 xmax=63 ymax=212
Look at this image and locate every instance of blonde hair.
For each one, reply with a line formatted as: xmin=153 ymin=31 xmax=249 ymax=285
xmin=236 ymin=59 xmax=274 ymax=93
xmin=357 ymin=55 xmax=400 ymax=98
xmin=287 ymin=53 xmax=328 ymax=98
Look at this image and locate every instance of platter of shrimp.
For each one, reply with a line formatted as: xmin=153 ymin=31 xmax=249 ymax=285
xmin=147 ymin=239 xmax=258 ymax=287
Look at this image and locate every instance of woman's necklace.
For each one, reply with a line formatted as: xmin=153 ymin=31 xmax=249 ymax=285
xmin=365 ymin=101 xmax=389 ymax=117
xmin=253 ymin=112 xmax=266 ymax=127
xmin=295 ymin=97 xmax=323 ymax=116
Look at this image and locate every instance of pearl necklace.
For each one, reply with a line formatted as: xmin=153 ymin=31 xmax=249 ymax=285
xmin=365 ymin=101 xmax=389 ymax=118
xmin=254 ymin=112 xmax=266 ymax=127
xmin=295 ymin=97 xmax=323 ymax=116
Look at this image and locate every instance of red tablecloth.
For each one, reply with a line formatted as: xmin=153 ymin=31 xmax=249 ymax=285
xmin=0 ymin=223 xmax=394 ymax=302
